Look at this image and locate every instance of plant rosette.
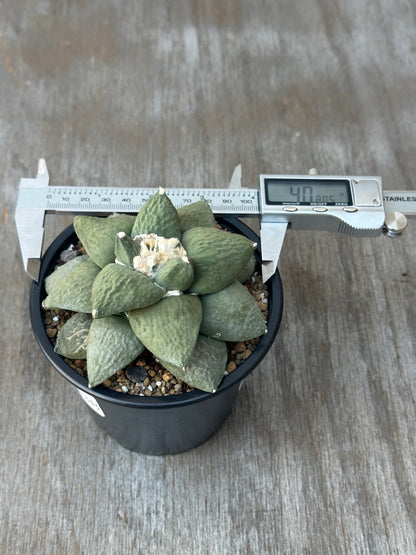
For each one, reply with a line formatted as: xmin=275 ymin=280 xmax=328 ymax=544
xmin=30 ymin=190 xmax=283 ymax=454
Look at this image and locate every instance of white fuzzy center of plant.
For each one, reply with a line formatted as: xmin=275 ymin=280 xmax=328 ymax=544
xmin=132 ymin=233 xmax=187 ymax=278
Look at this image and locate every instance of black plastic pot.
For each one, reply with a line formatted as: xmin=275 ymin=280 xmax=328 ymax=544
xmin=30 ymin=217 xmax=283 ymax=455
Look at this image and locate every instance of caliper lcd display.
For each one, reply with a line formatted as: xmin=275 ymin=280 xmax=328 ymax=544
xmin=265 ymin=178 xmax=352 ymax=206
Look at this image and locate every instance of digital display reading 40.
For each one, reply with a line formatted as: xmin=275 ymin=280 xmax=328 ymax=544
xmin=265 ymin=178 xmax=352 ymax=206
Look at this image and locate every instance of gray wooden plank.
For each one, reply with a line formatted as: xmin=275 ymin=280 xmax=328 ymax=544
xmin=1 ymin=0 xmax=415 ymax=553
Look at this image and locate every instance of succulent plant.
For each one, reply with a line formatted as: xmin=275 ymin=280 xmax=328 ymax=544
xmin=42 ymin=189 xmax=267 ymax=393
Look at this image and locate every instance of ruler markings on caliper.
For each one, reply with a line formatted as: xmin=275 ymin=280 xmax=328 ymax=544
xmin=19 ymin=185 xmax=261 ymax=215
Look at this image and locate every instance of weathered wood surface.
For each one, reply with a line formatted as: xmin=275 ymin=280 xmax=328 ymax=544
xmin=1 ymin=0 xmax=415 ymax=553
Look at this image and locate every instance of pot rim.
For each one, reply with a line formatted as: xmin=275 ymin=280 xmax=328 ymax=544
xmin=30 ymin=217 xmax=283 ymax=409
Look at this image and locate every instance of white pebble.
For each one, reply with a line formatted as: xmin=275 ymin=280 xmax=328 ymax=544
xmin=156 ymin=381 xmax=162 ymax=386
xmin=52 ymin=316 xmax=59 ymax=322
xmin=121 ymin=385 xmax=128 ymax=393
xmin=148 ymin=385 xmax=153 ymax=391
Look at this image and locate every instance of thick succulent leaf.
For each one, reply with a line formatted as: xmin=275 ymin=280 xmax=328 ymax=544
xmin=154 ymin=256 xmax=194 ymax=291
xmin=128 ymin=294 xmax=202 ymax=367
xmin=131 ymin=189 xmax=181 ymax=238
xmin=74 ymin=214 xmax=134 ymax=268
xmin=235 ymin=255 xmax=257 ymax=283
xmin=160 ymin=335 xmax=227 ymax=393
xmin=177 ymin=199 xmax=216 ymax=232
xmin=91 ymin=263 xmax=165 ymax=317
xmin=114 ymin=232 xmax=142 ymax=267
xmin=200 ymin=280 xmax=267 ymax=341
xmin=42 ymin=259 xmax=101 ymax=312
xmin=45 ymin=254 xmax=90 ymax=295
xmin=87 ymin=315 xmax=144 ymax=388
xmin=54 ymin=312 xmax=92 ymax=359
xmin=181 ymin=227 xmax=256 ymax=294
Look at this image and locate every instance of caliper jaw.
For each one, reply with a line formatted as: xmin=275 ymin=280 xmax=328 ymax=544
xmin=15 ymin=159 xmax=49 ymax=281
xmin=260 ymin=222 xmax=288 ymax=283
xmin=228 ymin=163 xmax=287 ymax=283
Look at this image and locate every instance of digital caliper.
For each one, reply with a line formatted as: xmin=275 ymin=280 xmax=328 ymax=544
xmin=15 ymin=160 xmax=416 ymax=282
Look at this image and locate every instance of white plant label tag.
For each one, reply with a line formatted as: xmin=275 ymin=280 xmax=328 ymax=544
xmin=78 ymin=390 xmax=105 ymax=417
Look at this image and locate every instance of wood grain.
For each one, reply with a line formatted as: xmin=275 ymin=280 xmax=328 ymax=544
xmin=1 ymin=0 xmax=415 ymax=553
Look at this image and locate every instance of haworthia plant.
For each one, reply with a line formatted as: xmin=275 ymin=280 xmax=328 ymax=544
xmin=235 ymin=255 xmax=257 ymax=284
xmin=74 ymin=214 xmax=135 ymax=268
xmin=44 ymin=254 xmax=90 ymax=295
xmin=128 ymin=295 xmax=202 ymax=367
xmin=181 ymin=227 xmax=256 ymax=294
xmin=54 ymin=312 xmax=92 ymax=359
xmin=154 ymin=256 xmax=194 ymax=291
xmin=131 ymin=187 xmax=181 ymax=238
xmin=199 ymin=280 xmax=267 ymax=341
xmin=177 ymin=199 xmax=217 ymax=232
xmin=160 ymin=335 xmax=228 ymax=393
xmin=45 ymin=188 xmax=267 ymax=393
xmin=114 ymin=232 xmax=141 ymax=268
xmin=87 ymin=315 xmax=144 ymax=388
xmin=42 ymin=259 xmax=101 ymax=313
xmin=92 ymin=263 xmax=165 ymax=317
